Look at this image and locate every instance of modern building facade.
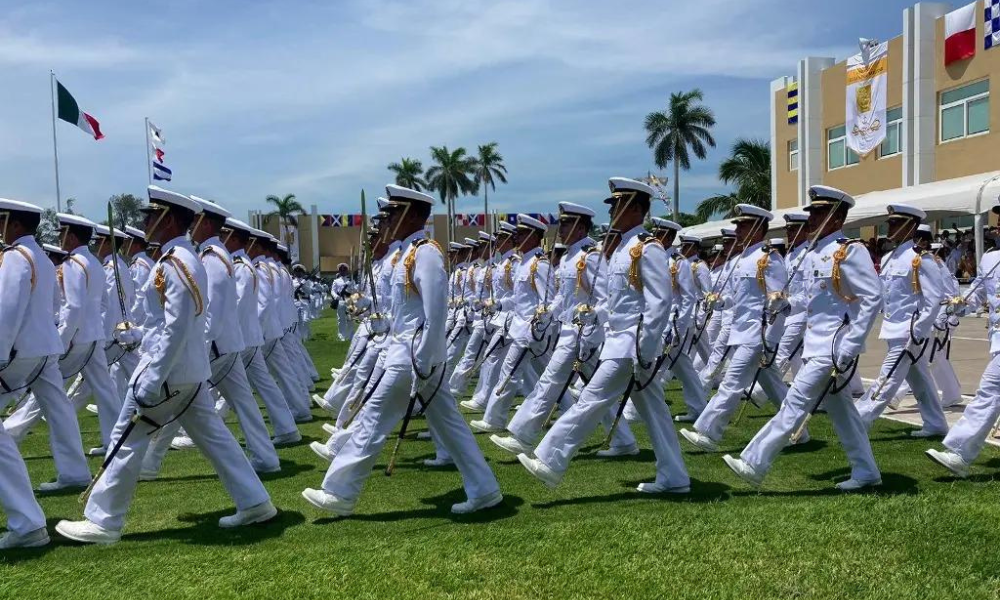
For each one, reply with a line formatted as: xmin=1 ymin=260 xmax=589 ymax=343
xmin=771 ymin=1 xmax=1000 ymax=233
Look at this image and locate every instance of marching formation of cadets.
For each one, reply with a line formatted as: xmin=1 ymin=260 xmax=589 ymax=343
xmin=1 ymin=177 xmax=999 ymax=548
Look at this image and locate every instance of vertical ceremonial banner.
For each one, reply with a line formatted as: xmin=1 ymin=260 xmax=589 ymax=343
xmin=846 ymin=39 xmax=888 ymax=157
xmin=280 ymin=223 xmax=300 ymax=262
xmin=986 ymin=0 xmax=1000 ymax=50
xmin=945 ymin=2 xmax=977 ymax=65
xmin=786 ymin=80 xmax=799 ymax=125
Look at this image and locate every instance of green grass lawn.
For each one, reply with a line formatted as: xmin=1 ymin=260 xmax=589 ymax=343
xmin=3 ymin=311 xmax=1000 ymax=599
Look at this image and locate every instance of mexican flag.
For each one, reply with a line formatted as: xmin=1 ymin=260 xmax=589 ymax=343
xmin=56 ymin=80 xmax=104 ymax=140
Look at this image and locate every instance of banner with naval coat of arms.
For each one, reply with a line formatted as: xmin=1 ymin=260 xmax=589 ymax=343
xmin=846 ymin=38 xmax=888 ymax=157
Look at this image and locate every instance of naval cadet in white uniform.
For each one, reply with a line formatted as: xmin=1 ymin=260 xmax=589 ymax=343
xmin=724 ymin=186 xmax=882 ymax=491
xmin=56 ymin=186 xmax=276 ymax=545
xmin=0 ymin=199 xmax=73 ymax=548
xmin=301 ymin=184 xmax=502 ymax=517
xmin=518 ymin=178 xmax=690 ymax=494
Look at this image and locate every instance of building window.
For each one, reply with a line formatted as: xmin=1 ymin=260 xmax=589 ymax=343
xmin=827 ymin=125 xmax=859 ymax=170
xmin=940 ymin=79 xmax=989 ymax=143
xmin=788 ymin=139 xmax=799 ymax=172
xmin=879 ymin=107 xmax=903 ymax=158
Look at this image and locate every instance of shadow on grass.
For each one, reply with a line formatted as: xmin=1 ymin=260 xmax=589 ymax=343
xmin=737 ymin=472 xmax=920 ymax=498
xmin=311 ymin=490 xmax=523 ymax=525
xmin=130 ymin=508 xmax=306 ymax=545
xmin=530 ymin=478 xmax=732 ymax=510
xmin=783 ymin=438 xmax=829 ymax=454
xmin=258 ymin=459 xmax=316 ymax=481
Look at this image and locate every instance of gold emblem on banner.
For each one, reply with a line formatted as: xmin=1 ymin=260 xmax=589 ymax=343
xmin=856 ymin=84 xmax=872 ymax=113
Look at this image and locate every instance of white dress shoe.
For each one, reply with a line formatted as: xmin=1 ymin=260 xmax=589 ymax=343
xmin=723 ymin=454 xmax=764 ymax=488
xmin=170 ymin=436 xmax=197 ymax=451
xmin=470 ymin=420 xmax=503 ymax=433
xmin=423 ymin=457 xmax=455 ymax=467
xmin=451 ymin=490 xmax=503 ymax=514
xmin=219 ymin=501 xmax=278 ymax=528
xmin=294 ymin=414 xmax=314 ymax=424
xmin=517 ymin=454 xmax=562 ymax=489
xmin=312 ymin=394 xmax=335 ymax=413
xmin=37 ymin=479 xmax=88 ymax=493
xmin=138 ymin=470 xmax=158 ymax=482
xmin=0 ymin=527 xmax=50 ymax=549
xmin=636 ymin=482 xmax=690 ymax=494
xmin=673 ymin=413 xmax=698 ymax=423
xmin=416 ymin=431 xmax=433 ymax=440
xmin=749 ymin=388 xmax=769 ymax=409
xmin=835 ymin=477 xmax=882 ymax=491
xmin=321 ymin=423 xmax=338 ymax=436
xmin=85 ymin=404 xmax=99 ymax=415
xmin=459 ymin=400 xmax=486 ymax=412
xmin=596 ymin=444 xmax=640 ymax=458
xmin=55 ymin=520 xmax=121 ymax=545
xmin=680 ymin=428 xmax=719 ymax=452
xmin=301 ymin=488 xmax=356 ymax=516
xmin=272 ymin=431 xmax=303 ymax=446
xmin=925 ymin=448 xmax=970 ymax=478
xmin=490 ymin=434 xmax=534 ymax=456
xmin=309 ymin=441 xmax=335 ymax=462
xmin=87 ymin=446 xmax=107 ymax=457
xmin=910 ymin=428 xmax=947 ymax=439
xmin=254 ymin=464 xmax=281 ymax=475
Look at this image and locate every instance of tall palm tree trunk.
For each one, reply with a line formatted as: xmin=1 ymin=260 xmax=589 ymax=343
xmin=672 ymin=159 xmax=680 ymax=219
xmin=483 ymin=186 xmax=489 ymax=234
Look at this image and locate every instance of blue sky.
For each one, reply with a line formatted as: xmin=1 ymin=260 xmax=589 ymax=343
xmin=1 ymin=0 xmax=933 ymax=222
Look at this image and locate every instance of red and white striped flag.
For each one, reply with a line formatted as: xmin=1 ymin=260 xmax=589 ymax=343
xmin=945 ymin=2 xmax=977 ymax=65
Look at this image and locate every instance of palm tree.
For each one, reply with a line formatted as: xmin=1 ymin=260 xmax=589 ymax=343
xmin=471 ymin=142 xmax=508 ymax=232
xmin=387 ymin=157 xmax=427 ymax=191
xmin=695 ymin=138 xmax=771 ymax=221
xmin=645 ymin=89 xmax=717 ymax=218
xmin=425 ymin=145 xmax=477 ymax=240
xmin=265 ymin=193 xmax=305 ymax=247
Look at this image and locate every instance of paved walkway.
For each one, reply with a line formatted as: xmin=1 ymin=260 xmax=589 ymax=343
xmin=854 ymin=314 xmax=997 ymax=444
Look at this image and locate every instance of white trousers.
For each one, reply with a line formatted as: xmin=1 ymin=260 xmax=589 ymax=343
xmin=242 ymin=346 xmax=299 ymax=437
xmin=322 ymin=336 xmax=372 ymax=416
xmin=666 ymin=336 xmax=708 ymax=417
xmin=534 ymin=358 xmax=689 ymax=488
xmin=470 ymin=331 xmax=510 ymax=408
xmin=86 ymin=383 xmax=269 ymax=531
xmin=281 ymin=333 xmax=313 ymax=390
xmin=481 ymin=339 xmax=547 ymax=429
xmin=928 ymin=336 xmax=963 ymax=404
xmin=449 ymin=324 xmax=487 ymax=395
xmin=264 ymin=339 xmax=311 ymax=420
xmin=694 ymin=343 xmax=787 ymax=442
xmin=942 ymin=352 xmax=1000 ymax=464
xmin=856 ymin=339 xmax=948 ymax=434
xmin=325 ymin=358 xmax=386 ymax=453
xmin=740 ymin=357 xmax=879 ymax=482
xmin=336 ymin=305 xmax=355 ymax=341
xmin=2 ymin=354 xmax=91 ymax=484
xmin=775 ymin=318 xmax=806 ymax=379
xmin=320 ymin=365 xmax=500 ymax=503
xmin=699 ymin=317 xmax=732 ymax=389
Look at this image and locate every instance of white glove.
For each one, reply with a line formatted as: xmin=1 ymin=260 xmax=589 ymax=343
xmin=572 ymin=304 xmax=597 ymax=327
xmin=833 ymin=351 xmax=854 ymax=372
xmin=113 ymin=324 xmax=143 ymax=350
xmin=368 ymin=313 xmax=389 ymax=335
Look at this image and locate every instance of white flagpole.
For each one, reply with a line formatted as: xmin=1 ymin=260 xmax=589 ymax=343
xmin=50 ymin=71 xmax=62 ymax=212
xmin=144 ymin=117 xmax=153 ymax=184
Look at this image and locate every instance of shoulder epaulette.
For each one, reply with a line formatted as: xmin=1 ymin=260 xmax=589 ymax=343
xmin=0 ymin=245 xmax=36 ymax=291
xmin=200 ymin=246 xmax=234 ymax=277
xmin=414 ymin=238 xmax=444 ymax=256
xmin=575 ymin=248 xmax=599 ymax=294
xmin=156 ymin=254 xmax=205 ymax=316
xmin=831 ymin=241 xmax=860 ymax=303
xmin=64 ymin=254 xmax=89 ymax=290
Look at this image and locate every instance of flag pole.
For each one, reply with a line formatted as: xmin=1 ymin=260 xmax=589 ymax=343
xmin=144 ymin=117 xmax=153 ymax=184
xmin=50 ymin=71 xmax=62 ymax=213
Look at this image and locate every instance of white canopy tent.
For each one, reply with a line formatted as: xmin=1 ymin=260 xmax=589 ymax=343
xmin=679 ymin=171 xmax=1000 ymax=260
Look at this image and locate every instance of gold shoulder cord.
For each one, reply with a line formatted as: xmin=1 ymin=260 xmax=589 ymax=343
xmin=2 ymin=246 xmax=37 ymax=291
xmin=756 ymin=251 xmax=771 ymax=294
xmin=575 ymin=249 xmax=595 ymax=294
xmin=57 ymin=265 xmax=65 ymax=295
xmin=529 ymin=255 xmax=544 ymax=294
xmin=154 ymin=265 xmax=167 ymax=307
xmin=467 ymin=266 xmax=476 ymax=293
xmin=504 ymin=260 xmax=513 ymax=289
xmin=832 ymin=242 xmax=859 ymax=303
xmin=256 ymin=261 xmax=274 ymax=287
xmin=669 ymin=255 xmax=681 ymax=292
xmin=201 ymin=247 xmax=234 ymax=277
xmin=911 ymin=252 xmax=924 ymax=294
xmin=66 ymin=255 xmax=89 ymax=290
xmin=163 ymin=256 xmax=205 ymax=316
xmin=404 ymin=245 xmax=419 ymax=298
xmin=628 ymin=238 xmax=661 ymax=293
xmin=390 ymin=248 xmax=401 ymax=267
xmin=235 ymin=257 xmax=258 ymax=292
